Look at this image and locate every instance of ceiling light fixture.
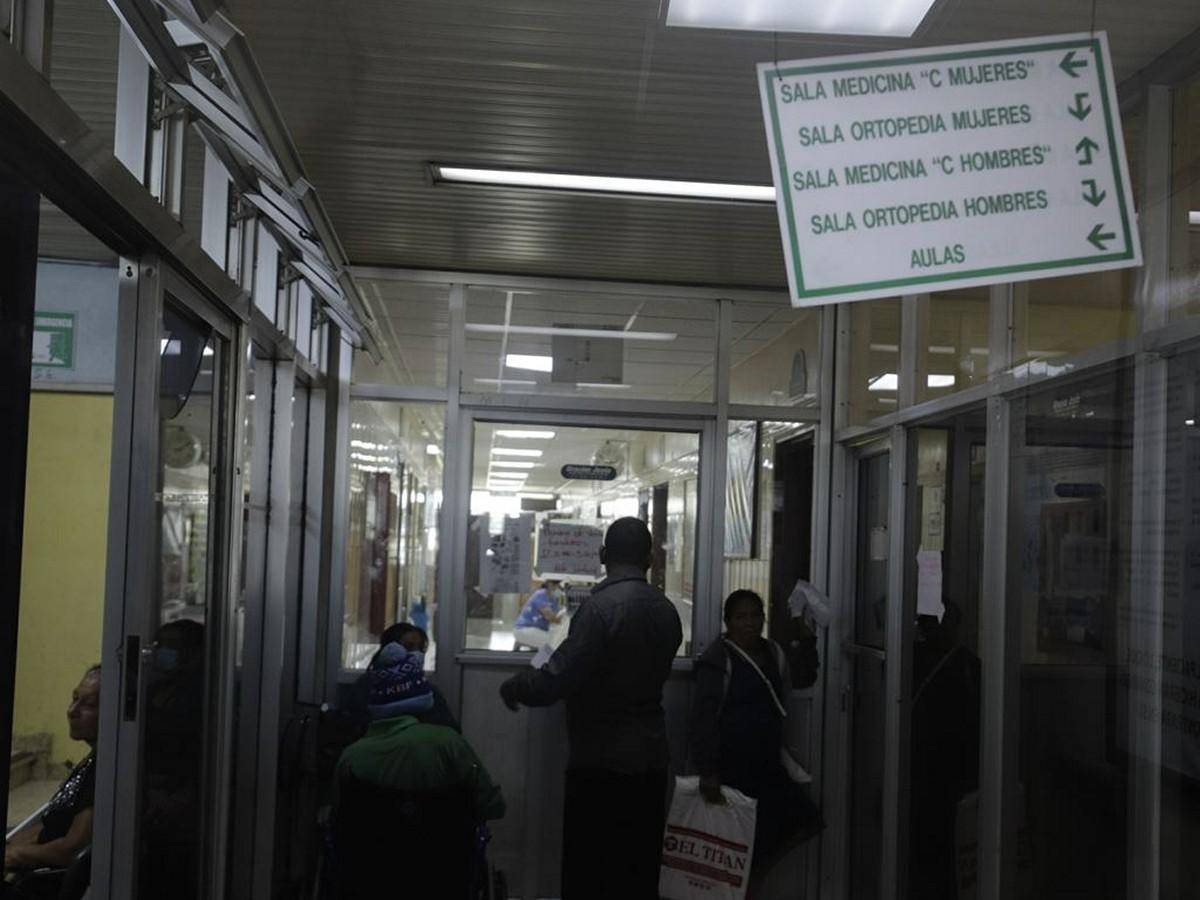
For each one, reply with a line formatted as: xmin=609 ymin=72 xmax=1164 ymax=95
xmin=577 ymin=382 xmax=632 ymax=390
xmin=491 ymin=461 xmax=537 ymax=469
xmin=505 ymin=353 xmax=553 ymax=372
xmin=1191 ymin=211 xmax=1200 ymax=226
xmin=468 ymin=324 xmax=677 ymax=342
xmin=666 ymin=0 xmax=938 ymax=38
xmin=432 ymin=164 xmax=775 ymax=204
xmin=491 ymin=448 xmax=544 ymax=458
xmin=474 ymin=378 xmax=537 ymax=387
xmin=495 ymin=429 xmax=556 ymax=439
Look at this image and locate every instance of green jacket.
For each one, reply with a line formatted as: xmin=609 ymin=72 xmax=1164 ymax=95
xmin=336 ymin=715 xmax=506 ymax=821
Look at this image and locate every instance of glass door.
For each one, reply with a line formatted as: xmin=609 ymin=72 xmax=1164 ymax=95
xmin=846 ymin=443 xmax=891 ymax=900
xmin=96 ymin=260 xmax=240 ymax=900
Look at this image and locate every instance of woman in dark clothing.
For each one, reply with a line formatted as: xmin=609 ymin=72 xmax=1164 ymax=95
xmin=690 ymin=591 xmax=821 ymax=879
xmin=4 ymin=666 xmax=99 ymax=896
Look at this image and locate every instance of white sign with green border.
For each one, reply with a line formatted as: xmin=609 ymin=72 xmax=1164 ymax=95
xmin=758 ymin=32 xmax=1142 ymax=307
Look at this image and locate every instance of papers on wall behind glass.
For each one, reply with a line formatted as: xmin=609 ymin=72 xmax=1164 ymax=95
xmin=536 ymin=520 xmax=603 ymax=578
xmin=480 ymin=513 xmax=533 ymax=594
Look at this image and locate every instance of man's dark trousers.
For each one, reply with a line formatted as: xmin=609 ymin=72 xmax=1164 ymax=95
xmin=561 ymin=767 xmax=668 ymax=900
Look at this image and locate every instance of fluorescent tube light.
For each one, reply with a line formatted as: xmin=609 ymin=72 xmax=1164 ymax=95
xmin=490 ymin=474 xmax=529 ymax=483
xmin=519 ymin=493 xmax=557 ymax=501
xmin=1190 ymin=211 xmax=1200 ymax=227
xmin=868 ymin=372 xmax=958 ymax=391
xmin=666 ymin=0 xmax=938 ymax=38
xmin=474 ymin=378 xmax=537 ymax=387
xmin=491 ymin=461 xmax=537 ymax=469
xmin=577 ymin=382 xmax=632 ymax=390
xmin=506 ymin=353 xmax=553 ymax=372
xmin=433 ymin=165 xmax=775 ymax=203
xmin=467 ymin=324 xmax=677 ymax=342
xmin=491 ymin=448 xmax=544 ymax=458
xmin=495 ymin=429 xmax=556 ymax=439
xmin=868 ymin=373 xmax=898 ymax=392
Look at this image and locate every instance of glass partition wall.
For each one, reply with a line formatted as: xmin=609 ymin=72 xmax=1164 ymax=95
xmin=347 ymin=278 xmax=829 ymax=678
xmin=818 ymin=80 xmax=1200 ymax=900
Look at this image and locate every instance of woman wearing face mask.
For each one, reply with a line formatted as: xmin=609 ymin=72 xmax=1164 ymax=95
xmin=4 ymin=665 xmax=100 ymax=893
xmin=512 ymin=579 xmax=565 ymax=651
xmin=689 ymin=590 xmax=822 ymax=885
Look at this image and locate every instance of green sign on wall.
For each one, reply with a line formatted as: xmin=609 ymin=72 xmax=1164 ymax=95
xmin=32 ymin=312 xmax=75 ymax=369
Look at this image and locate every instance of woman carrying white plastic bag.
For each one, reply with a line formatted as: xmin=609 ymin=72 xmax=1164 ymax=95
xmin=687 ymin=590 xmax=823 ymax=888
xmin=659 ymin=776 xmax=757 ymax=900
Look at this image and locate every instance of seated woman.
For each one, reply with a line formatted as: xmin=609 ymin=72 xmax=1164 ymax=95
xmin=4 ymin=665 xmax=99 ymax=896
xmin=689 ymin=591 xmax=821 ymax=883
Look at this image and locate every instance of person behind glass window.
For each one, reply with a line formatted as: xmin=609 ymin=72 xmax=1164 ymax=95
xmin=512 ymin=579 xmax=564 ymax=650
xmin=499 ymin=517 xmax=682 ymax=900
xmin=4 ymin=665 xmax=100 ymax=896
xmin=909 ymin=600 xmax=980 ymax=900
xmin=690 ymin=590 xmax=823 ymax=883
xmin=136 ymin=618 xmax=206 ymax=899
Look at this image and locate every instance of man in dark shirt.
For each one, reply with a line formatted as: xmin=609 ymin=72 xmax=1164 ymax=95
xmin=500 ymin=517 xmax=682 ymax=900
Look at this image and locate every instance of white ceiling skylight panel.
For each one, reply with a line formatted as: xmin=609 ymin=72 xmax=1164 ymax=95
xmin=666 ymin=0 xmax=939 ymax=38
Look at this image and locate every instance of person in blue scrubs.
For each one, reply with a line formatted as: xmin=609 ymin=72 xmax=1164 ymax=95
xmin=513 ymin=579 xmax=564 ymax=650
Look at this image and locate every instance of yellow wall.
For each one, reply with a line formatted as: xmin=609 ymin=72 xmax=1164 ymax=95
xmin=14 ymin=393 xmax=111 ymax=766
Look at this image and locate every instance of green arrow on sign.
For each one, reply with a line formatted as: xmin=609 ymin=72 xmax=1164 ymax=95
xmin=1060 ymin=50 xmax=1088 ymax=77
xmin=1068 ymin=92 xmax=1092 ymax=121
xmin=1081 ymin=179 xmax=1106 ymax=207
xmin=1087 ymin=224 xmax=1116 ymax=251
xmin=1075 ymin=136 xmax=1100 ymax=164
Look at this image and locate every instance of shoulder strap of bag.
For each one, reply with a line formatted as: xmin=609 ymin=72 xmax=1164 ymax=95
xmin=722 ymin=638 xmax=788 ymax=718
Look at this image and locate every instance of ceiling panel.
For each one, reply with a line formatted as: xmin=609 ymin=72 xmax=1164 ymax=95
xmin=34 ymin=0 xmax=1200 ymax=290
xmin=226 ymin=0 xmax=1200 ymax=288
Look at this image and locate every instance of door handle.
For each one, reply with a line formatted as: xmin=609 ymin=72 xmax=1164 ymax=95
xmin=122 ymin=634 xmax=142 ymax=721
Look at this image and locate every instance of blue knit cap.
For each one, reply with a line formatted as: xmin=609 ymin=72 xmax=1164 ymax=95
xmin=367 ymin=642 xmax=434 ymax=719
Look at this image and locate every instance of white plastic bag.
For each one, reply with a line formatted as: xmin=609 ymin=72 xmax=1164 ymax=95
xmin=659 ymin=776 xmax=757 ymax=900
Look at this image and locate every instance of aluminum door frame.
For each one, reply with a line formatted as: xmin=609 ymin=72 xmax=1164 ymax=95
xmin=440 ymin=405 xmax=718 ymax=704
xmin=93 ymin=257 xmax=244 ymax=900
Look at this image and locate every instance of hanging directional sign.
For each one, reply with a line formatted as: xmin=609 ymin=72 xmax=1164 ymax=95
xmin=560 ymin=464 xmax=617 ymax=481
xmin=758 ymin=32 xmax=1141 ymax=307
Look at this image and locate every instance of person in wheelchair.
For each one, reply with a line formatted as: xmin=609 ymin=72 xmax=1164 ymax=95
xmin=4 ymin=665 xmax=99 ymax=899
xmin=333 ymin=643 xmax=504 ymax=899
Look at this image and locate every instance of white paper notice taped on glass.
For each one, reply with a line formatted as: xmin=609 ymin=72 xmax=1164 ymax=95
xmin=757 ymin=32 xmax=1142 ymax=307
xmin=916 ymin=549 xmax=944 ymax=618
